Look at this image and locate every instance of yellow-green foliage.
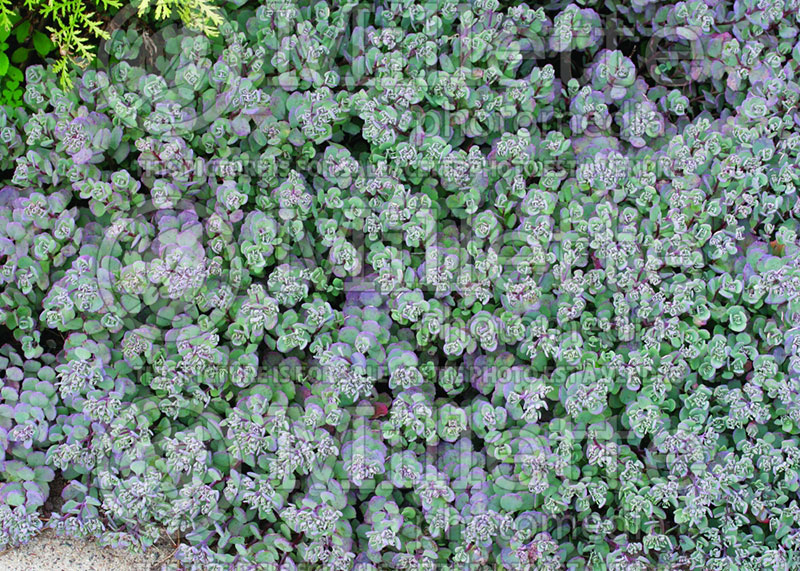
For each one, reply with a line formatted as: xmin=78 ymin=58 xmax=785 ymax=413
xmin=136 ymin=0 xmax=223 ymax=36
xmin=0 ymin=0 xmax=13 ymax=31
xmin=0 ymin=0 xmax=222 ymax=89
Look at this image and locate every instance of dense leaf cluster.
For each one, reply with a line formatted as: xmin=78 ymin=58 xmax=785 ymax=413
xmin=1 ymin=0 xmax=800 ymax=570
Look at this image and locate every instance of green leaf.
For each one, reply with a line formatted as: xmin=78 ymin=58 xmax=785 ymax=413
xmin=82 ymin=319 xmax=106 ymax=335
xmin=27 ymin=392 xmax=49 ymax=408
xmin=34 ymin=466 xmax=54 ymax=482
xmin=0 ymin=53 xmax=9 ymax=77
xmin=15 ymin=21 xmax=31 ymax=43
xmin=72 ymin=425 xmax=89 ymax=440
xmin=6 ymin=489 xmax=25 ymax=506
xmin=121 ymin=294 xmax=142 ymax=313
xmin=64 ymin=317 xmax=84 ymax=330
xmin=11 ymin=47 xmax=27 ymax=64
xmin=33 ymin=31 xmax=54 ymax=56
xmin=6 ymin=461 xmax=35 ymax=481
xmin=212 ymin=452 xmax=231 ymax=471
xmin=500 ymin=493 xmax=524 ymax=512
xmin=73 ymin=347 xmax=92 ymax=360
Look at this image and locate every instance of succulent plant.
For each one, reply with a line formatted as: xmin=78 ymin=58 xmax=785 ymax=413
xmin=1 ymin=1 xmax=800 ymax=569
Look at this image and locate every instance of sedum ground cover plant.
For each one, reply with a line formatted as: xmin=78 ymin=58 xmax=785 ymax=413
xmin=1 ymin=0 xmax=800 ymax=569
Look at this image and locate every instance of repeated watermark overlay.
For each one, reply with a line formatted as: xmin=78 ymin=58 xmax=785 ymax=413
xmin=91 ymin=195 xmax=247 ymax=347
xmin=87 ymin=355 xmax=714 ymax=551
xmin=85 ymin=1 xmax=712 ymax=318
xmin=93 ymin=1 xmax=709 ymax=144
xmin=82 ymin=189 xmax=695 ymax=338
xmin=97 ymin=6 xmax=245 ymax=135
xmin=76 ymin=5 xmax=723 ymax=555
